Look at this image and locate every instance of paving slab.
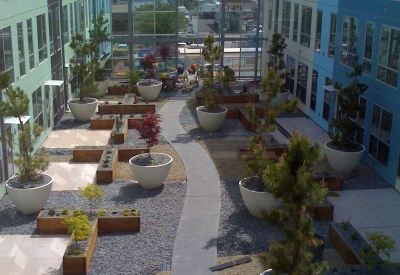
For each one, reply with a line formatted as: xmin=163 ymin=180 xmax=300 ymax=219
xmin=276 ymin=117 xmax=330 ymax=144
xmin=42 ymin=129 xmax=111 ymax=148
xmin=0 ymin=235 xmax=69 ymax=275
xmin=44 ymin=162 xmax=98 ymax=191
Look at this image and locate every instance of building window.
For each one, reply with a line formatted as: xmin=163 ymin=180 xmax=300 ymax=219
xmin=27 ymin=19 xmax=35 ymax=70
xmin=293 ymin=4 xmax=299 ymax=42
xmin=285 ymin=55 xmax=296 ymax=94
xmin=80 ymin=1 xmax=85 ymax=33
xmin=17 ymin=22 xmax=26 ymax=77
xmin=37 ymin=13 xmax=48 ymax=63
xmin=32 ymin=87 xmax=44 ymax=129
xmin=340 ymin=16 xmax=359 ymax=66
xmin=352 ymin=97 xmax=367 ymax=144
xmin=48 ymin=12 xmax=54 ymax=55
xmin=300 ymin=6 xmax=312 ymax=47
xmin=70 ymin=4 xmax=74 ymax=36
xmin=362 ymin=22 xmax=374 ymax=75
xmin=55 ymin=7 xmax=61 ymax=50
xmin=323 ymin=77 xmax=331 ymax=121
xmin=296 ymin=62 xmax=308 ymax=103
xmin=369 ymin=105 xmax=393 ymax=166
xmin=377 ymin=26 xmax=400 ymax=88
xmin=62 ymin=5 xmax=69 ymax=45
xmin=315 ymin=10 xmax=322 ymax=52
xmin=0 ymin=26 xmax=14 ymax=82
xmin=274 ymin=0 xmax=279 ymax=33
xmin=328 ymin=13 xmax=337 ymax=58
xmin=310 ymin=70 xmax=318 ymax=111
xmin=74 ymin=2 xmax=78 ymax=35
xmin=281 ymin=1 xmax=291 ymax=39
xmin=268 ymin=0 xmax=273 ymax=31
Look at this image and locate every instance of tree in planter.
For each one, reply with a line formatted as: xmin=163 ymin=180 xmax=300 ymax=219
xmin=89 ymin=10 xmax=110 ymax=82
xmin=0 ymin=72 xmax=49 ymax=183
xmin=69 ymin=33 xmax=98 ymax=102
xmin=141 ymin=53 xmax=158 ymax=84
xmin=262 ymin=130 xmax=329 ymax=275
xmin=127 ymin=69 xmax=144 ymax=87
xmin=78 ymin=184 xmax=104 ymax=214
xmin=133 ymin=112 xmax=163 ymax=157
xmin=360 ymin=230 xmax=396 ymax=270
xmin=267 ymin=32 xmax=287 ymax=77
xmin=63 ymin=214 xmax=93 ymax=248
xmin=159 ymin=44 xmax=171 ymax=69
xmin=329 ymin=55 xmax=368 ymax=151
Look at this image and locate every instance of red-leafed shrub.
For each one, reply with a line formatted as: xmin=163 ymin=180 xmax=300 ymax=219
xmin=159 ymin=44 xmax=171 ymax=68
xmin=134 ymin=112 xmax=163 ymax=155
xmin=141 ymin=53 xmax=157 ymax=80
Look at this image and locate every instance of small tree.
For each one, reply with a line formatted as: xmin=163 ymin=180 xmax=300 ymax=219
xmin=262 ymin=130 xmax=328 ymax=275
xmin=361 ymin=231 xmax=396 ymax=269
xmin=63 ymin=214 xmax=92 ymax=246
xmin=267 ymin=32 xmax=287 ymax=75
xmin=330 ymin=55 xmax=368 ymax=150
xmin=78 ymin=184 xmax=104 ymax=214
xmin=127 ymin=69 xmax=144 ymax=86
xmin=133 ymin=112 xmax=163 ymax=156
xmin=0 ymin=72 xmax=49 ymax=183
xmin=159 ymin=44 xmax=171 ymax=69
xmin=141 ymin=53 xmax=157 ymax=83
xmin=89 ymin=10 xmax=109 ymax=82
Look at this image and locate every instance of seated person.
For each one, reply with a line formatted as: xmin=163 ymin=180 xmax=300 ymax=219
xmin=187 ymin=63 xmax=196 ymax=74
xmin=177 ymin=65 xmax=184 ymax=75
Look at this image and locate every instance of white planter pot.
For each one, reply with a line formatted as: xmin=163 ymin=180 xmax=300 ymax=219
xmin=137 ymin=81 xmax=162 ymax=102
xmin=324 ymin=141 xmax=365 ymax=176
xmin=239 ymin=177 xmax=281 ymax=219
xmin=68 ymin=98 xmax=98 ymax=122
xmin=6 ymin=174 xmax=53 ymax=214
xmin=129 ymin=153 xmax=173 ymax=189
xmin=196 ymin=106 xmax=228 ymax=131
xmin=91 ymin=79 xmax=110 ymax=99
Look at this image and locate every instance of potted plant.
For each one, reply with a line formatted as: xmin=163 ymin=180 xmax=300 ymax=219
xmin=262 ymin=130 xmax=329 ymax=274
xmin=129 ymin=112 xmax=173 ymax=189
xmin=0 ymin=72 xmax=52 ymax=214
xmin=156 ymin=44 xmax=176 ymax=80
xmin=67 ymin=33 xmax=99 ymax=121
xmin=136 ymin=53 xmax=162 ymax=102
xmin=196 ymin=34 xmax=228 ymax=131
xmin=127 ymin=69 xmax=144 ymax=95
xmin=324 ymin=55 xmax=367 ymax=175
xmin=89 ymin=10 xmax=110 ymax=99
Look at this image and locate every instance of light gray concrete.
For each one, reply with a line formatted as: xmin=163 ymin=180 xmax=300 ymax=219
xmin=159 ymin=92 xmax=220 ymax=275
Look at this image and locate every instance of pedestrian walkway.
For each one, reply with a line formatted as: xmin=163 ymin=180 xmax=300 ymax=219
xmin=159 ymin=91 xmax=221 ymax=275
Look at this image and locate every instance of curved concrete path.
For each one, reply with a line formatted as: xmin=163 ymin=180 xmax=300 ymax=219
xmin=159 ymin=91 xmax=221 ymax=275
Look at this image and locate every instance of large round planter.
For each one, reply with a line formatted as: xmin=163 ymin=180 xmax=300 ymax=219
xmin=324 ymin=141 xmax=365 ymax=175
xmin=6 ymin=174 xmax=53 ymax=214
xmin=91 ymin=79 xmax=110 ymax=99
xmin=239 ymin=177 xmax=281 ymax=219
xmin=129 ymin=153 xmax=173 ymax=189
xmin=68 ymin=98 xmax=98 ymax=122
xmin=137 ymin=81 xmax=162 ymax=102
xmin=196 ymin=106 xmax=228 ymax=131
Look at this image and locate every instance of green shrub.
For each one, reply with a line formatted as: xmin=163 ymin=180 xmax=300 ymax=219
xmin=123 ymin=210 xmax=130 ymax=216
xmin=361 ymin=231 xmax=396 ymax=269
xmin=98 ymin=210 xmax=106 ymax=217
xmin=62 ymin=209 xmax=70 ymax=216
xmin=48 ymin=209 xmax=56 ymax=216
xmin=74 ymin=209 xmax=83 ymax=217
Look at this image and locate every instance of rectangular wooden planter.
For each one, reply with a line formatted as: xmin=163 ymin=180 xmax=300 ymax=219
xmin=307 ymin=201 xmax=334 ymax=220
xmin=98 ymin=211 xmax=141 ymax=233
xmin=314 ymin=174 xmax=344 ymax=191
xmin=127 ymin=117 xmax=144 ymax=129
xmin=73 ymin=148 xmax=105 ymax=162
xmin=111 ymin=121 xmax=128 ymax=144
xmin=107 ymin=85 xmax=130 ymax=96
xmin=90 ymin=118 xmax=115 ymax=130
xmin=96 ymin=149 xmax=119 ymax=184
xmin=63 ymin=219 xmax=98 ymax=275
xmin=37 ymin=210 xmax=141 ymax=235
xmin=329 ymin=222 xmax=362 ymax=264
xmin=99 ymin=103 xmax=155 ymax=115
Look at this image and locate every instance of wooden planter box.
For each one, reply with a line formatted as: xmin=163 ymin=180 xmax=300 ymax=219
xmin=117 ymin=148 xmax=149 ymax=162
xmin=98 ymin=211 xmax=141 ymax=233
xmin=108 ymin=85 xmax=130 ymax=96
xmin=314 ymin=174 xmax=344 ymax=191
xmin=307 ymin=200 xmax=334 ymax=220
xmin=37 ymin=210 xmax=141 ymax=235
xmin=73 ymin=148 xmax=105 ymax=162
xmin=111 ymin=120 xmax=128 ymax=144
xmin=97 ymin=149 xmax=119 ymax=184
xmin=63 ymin=219 xmax=98 ymax=275
xmin=90 ymin=118 xmax=115 ymax=130
xmin=99 ymin=103 xmax=155 ymax=115
xmin=127 ymin=117 xmax=144 ymax=129
xmin=329 ymin=222 xmax=362 ymax=264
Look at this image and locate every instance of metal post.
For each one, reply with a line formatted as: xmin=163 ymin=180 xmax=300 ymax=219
xmin=220 ymin=0 xmax=226 ymax=68
xmin=59 ymin=0 xmax=69 ymax=110
xmin=253 ymin=0 xmax=262 ymax=85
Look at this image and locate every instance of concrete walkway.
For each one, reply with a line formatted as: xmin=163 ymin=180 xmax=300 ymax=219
xmin=159 ymin=92 xmax=221 ymax=275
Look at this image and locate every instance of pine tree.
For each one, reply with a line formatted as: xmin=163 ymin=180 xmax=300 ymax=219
xmin=262 ymin=130 xmax=328 ymax=275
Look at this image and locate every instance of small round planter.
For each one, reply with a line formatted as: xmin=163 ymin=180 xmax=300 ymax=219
xmin=68 ymin=98 xmax=98 ymax=122
xmin=137 ymin=80 xmax=162 ymax=102
xmin=239 ymin=177 xmax=281 ymax=219
xmin=91 ymin=79 xmax=110 ymax=99
xmin=6 ymin=174 xmax=53 ymax=214
xmin=324 ymin=141 xmax=365 ymax=175
xmin=196 ymin=106 xmax=228 ymax=131
xmin=129 ymin=153 xmax=173 ymax=189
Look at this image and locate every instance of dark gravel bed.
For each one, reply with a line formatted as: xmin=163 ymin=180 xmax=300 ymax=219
xmin=0 ymin=181 xmax=186 ymax=275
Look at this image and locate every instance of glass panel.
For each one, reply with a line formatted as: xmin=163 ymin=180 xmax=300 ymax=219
xmin=281 ymin=1 xmax=291 ymax=38
xmin=371 ymin=104 xmax=381 ymax=136
xmin=378 ymin=26 xmax=390 ymax=67
xmin=49 ymin=12 xmax=54 ymax=54
xmin=274 ymin=0 xmax=279 ymax=33
xmin=388 ymin=29 xmax=400 ymax=70
xmin=134 ymin=12 xmax=155 ymax=34
xmin=56 ymin=7 xmax=61 ymax=50
xmin=0 ymin=26 xmax=14 ymax=82
xmin=300 ymin=6 xmax=312 ymax=47
xmin=62 ymin=5 xmax=69 ymax=44
xmin=37 ymin=13 xmax=48 ymax=63
xmin=377 ymin=141 xmax=389 ymax=166
xmin=328 ymin=14 xmax=337 ymax=58
xmin=380 ymin=109 xmax=392 ymax=144
xmin=368 ymin=134 xmax=378 ymax=157
xmin=359 ymin=97 xmax=367 ymax=127
xmin=17 ymin=22 xmax=26 ymax=77
xmin=27 ymin=19 xmax=35 ymax=70
xmin=315 ymin=10 xmax=322 ymax=52
xmin=293 ymin=4 xmax=299 ymax=42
